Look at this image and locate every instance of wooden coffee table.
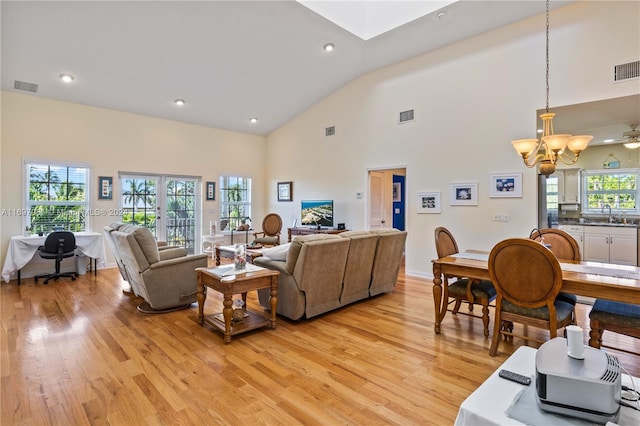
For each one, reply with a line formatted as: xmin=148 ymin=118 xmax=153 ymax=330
xmin=196 ymin=264 xmax=279 ymax=343
xmin=215 ymin=244 xmax=263 ymax=266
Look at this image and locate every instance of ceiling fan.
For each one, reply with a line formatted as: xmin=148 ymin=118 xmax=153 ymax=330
xmin=620 ymin=124 xmax=640 ymax=149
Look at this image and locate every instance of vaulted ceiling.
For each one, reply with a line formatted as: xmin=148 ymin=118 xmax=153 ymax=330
xmin=2 ymin=1 xmax=585 ymax=136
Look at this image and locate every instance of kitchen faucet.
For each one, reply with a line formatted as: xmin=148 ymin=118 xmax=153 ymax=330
xmin=601 ymin=204 xmax=613 ymax=223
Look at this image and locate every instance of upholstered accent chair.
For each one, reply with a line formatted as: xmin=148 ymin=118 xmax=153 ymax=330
xmin=252 ymin=213 xmax=282 ymax=246
xmin=434 ymin=226 xmax=496 ymax=336
xmin=109 ymin=225 xmax=208 ymax=313
xmin=588 ymin=299 xmax=640 ymax=352
xmin=529 ymin=227 xmax=580 ymax=309
xmin=488 ymin=238 xmax=575 ymax=356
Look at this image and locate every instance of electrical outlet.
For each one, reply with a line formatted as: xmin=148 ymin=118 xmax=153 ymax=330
xmin=493 ymin=213 xmax=509 ymax=222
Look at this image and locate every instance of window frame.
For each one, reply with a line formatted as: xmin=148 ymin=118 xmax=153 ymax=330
xmin=219 ymin=175 xmax=252 ymax=232
xmin=23 ymin=158 xmax=91 ymax=233
xmin=581 ymin=168 xmax=639 ymax=215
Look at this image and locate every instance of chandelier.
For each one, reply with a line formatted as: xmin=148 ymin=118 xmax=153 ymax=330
xmin=511 ymin=0 xmax=592 ymax=178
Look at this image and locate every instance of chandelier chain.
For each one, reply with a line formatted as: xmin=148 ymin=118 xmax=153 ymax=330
xmin=545 ymin=0 xmax=549 ymax=113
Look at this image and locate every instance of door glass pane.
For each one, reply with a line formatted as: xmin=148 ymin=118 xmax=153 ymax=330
xmin=122 ymin=177 xmax=158 ymax=236
xmin=165 ymin=179 xmax=197 ymax=253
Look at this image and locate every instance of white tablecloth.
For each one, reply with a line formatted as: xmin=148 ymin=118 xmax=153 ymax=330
xmin=455 ymin=346 xmax=640 ymax=425
xmin=2 ymin=232 xmax=107 ymax=282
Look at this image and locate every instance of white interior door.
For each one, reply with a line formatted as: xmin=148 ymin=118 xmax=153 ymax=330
xmin=368 ymin=171 xmax=386 ymax=230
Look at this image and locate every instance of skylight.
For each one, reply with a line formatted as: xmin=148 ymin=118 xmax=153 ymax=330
xmin=297 ymin=0 xmax=456 ymax=40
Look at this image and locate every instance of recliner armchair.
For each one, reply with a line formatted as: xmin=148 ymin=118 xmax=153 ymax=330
xmin=110 ymin=225 xmax=208 ymax=313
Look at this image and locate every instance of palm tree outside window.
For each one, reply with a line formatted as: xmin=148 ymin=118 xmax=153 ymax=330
xmin=25 ymin=162 xmax=89 ymax=233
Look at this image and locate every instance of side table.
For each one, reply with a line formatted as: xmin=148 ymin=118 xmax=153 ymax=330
xmin=196 ymin=264 xmax=279 ymax=343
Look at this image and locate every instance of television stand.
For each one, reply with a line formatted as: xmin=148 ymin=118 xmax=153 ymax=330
xmin=287 ymin=227 xmax=349 ymax=242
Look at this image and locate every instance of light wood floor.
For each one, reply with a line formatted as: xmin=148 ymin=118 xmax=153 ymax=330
xmin=1 ymin=262 xmax=638 ymax=425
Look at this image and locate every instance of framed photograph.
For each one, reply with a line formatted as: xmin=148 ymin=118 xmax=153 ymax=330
xmin=393 ymin=182 xmax=401 ymax=202
xmin=450 ymin=182 xmax=478 ymax=206
xmin=278 ymin=181 xmax=292 ymax=202
xmin=417 ymin=192 xmax=441 ymax=214
xmin=206 ymin=181 xmax=216 ymax=201
xmin=98 ymin=176 xmax=112 ymax=200
xmin=489 ymin=173 xmax=522 ymax=198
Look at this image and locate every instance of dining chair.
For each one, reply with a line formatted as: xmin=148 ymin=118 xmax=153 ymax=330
xmin=488 ymin=238 xmax=575 ymax=356
xmin=434 ymin=227 xmax=496 ymax=336
xmin=588 ymin=299 xmax=640 ymax=353
xmin=34 ymin=231 xmax=77 ymax=284
xmin=529 ymin=227 xmax=579 ymax=311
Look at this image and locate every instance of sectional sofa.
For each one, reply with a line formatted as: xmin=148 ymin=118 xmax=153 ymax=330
xmin=254 ymin=229 xmax=407 ymax=320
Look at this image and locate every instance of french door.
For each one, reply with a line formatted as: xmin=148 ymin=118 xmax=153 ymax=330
xmin=120 ymin=173 xmax=201 ymax=254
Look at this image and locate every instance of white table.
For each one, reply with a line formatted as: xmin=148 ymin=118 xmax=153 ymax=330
xmin=202 ymin=234 xmax=225 ymax=255
xmin=455 ymin=346 xmax=640 ymax=425
xmin=2 ymin=232 xmax=107 ymax=283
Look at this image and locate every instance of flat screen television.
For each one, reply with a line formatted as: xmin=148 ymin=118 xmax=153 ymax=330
xmin=301 ymin=200 xmax=334 ymax=228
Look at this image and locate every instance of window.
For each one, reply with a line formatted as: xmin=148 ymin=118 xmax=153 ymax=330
xmin=583 ymin=169 xmax=639 ymax=214
xmin=25 ymin=161 xmax=90 ymax=232
xmin=219 ymin=176 xmax=252 ymax=231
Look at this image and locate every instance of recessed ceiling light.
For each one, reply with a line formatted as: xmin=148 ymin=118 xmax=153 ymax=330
xmin=174 ymin=99 xmax=185 ymax=106
xmin=249 ymin=117 xmax=258 ymax=124
xmin=323 ymin=43 xmax=334 ymax=52
xmin=436 ymin=11 xmax=447 ymax=20
xmin=59 ymin=74 xmax=74 ymax=83
xmin=603 ymin=139 xmax=615 ymax=144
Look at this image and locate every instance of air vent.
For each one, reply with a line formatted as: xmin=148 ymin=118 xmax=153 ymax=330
xmin=325 ymin=126 xmax=335 ymax=137
xmin=14 ymin=80 xmax=38 ymax=93
xmin=614 ymin=60 xmax=639 ymax=82
xmin=399 ymin=109 xmax=414 ymax=124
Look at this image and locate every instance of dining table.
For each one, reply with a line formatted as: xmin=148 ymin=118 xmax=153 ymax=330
xmin=431 ymin=250 xmax=640 ymax=336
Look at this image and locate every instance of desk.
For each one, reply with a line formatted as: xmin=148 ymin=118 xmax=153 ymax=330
xmin=432 ymin=252 xmax=640 ymax=334
xmin=2 ymin=232 xmax=107 ymax=283
xmin=455 ymin=345 xmax=639 ymax=425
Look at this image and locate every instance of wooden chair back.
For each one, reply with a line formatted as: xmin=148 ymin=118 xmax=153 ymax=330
xmin=490 ymin=238 xmax=563 ymax=308
xmin=262 ymin=213 xmax=283 ymax=237
xmin=529 ymin=228 xmax=581 ymax=261
xmin=434 ymin=227 xmax=459 ymax=258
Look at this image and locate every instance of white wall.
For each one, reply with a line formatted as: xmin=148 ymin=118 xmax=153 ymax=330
xmin=264 ymin=1 xmax=640 ymax=278
xmin=0 ymin=92 xmax=267 ymax=278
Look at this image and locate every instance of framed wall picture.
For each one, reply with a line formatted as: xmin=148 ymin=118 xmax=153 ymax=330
xmin=417 ymin=192 xmax=441 ymax=213
xmin=450 ymin=182 xmax=478 ymax=206
xmin=393 ymin=182 xmax=401 ymax=202
xmin=98 ymin=176 xmax=113 ymax=200
xmin=278 ymin=181 xmax=292 ymax=202
xmin=206 ymin=181 xmax=216 ymax=201
xmin=489 ymin=173 xmax=522 ymax=198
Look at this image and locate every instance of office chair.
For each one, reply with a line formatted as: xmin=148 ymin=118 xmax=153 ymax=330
xmin=34 ymin=231 xmax=77 ymax=284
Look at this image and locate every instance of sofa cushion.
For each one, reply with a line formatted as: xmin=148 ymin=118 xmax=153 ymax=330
xmin=262 ymin=243 xmax=291 ymax=261
xmin=286 ymin=234 xmax=341 ymax=274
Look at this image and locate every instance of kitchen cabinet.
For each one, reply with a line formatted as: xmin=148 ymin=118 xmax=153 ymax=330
xmin=558 ymin=225 xmax=583 ymax=256
xmin=556 ymin=168 xmax=581 ymax=204
xmin=583 ymin=225 xmax=637 ymax=266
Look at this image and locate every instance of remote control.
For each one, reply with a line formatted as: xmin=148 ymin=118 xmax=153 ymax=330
xmin=498 ymin=369 xmax=531 ymax=385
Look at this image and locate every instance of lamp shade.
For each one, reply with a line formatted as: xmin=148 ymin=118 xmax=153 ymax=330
xmin=567 ymin=135 xmax=593 ymax=152
xmin=542 ymin=134 xmax=571 ymax=151
xmin=512 ymin=139 xmax=538 ymax=156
